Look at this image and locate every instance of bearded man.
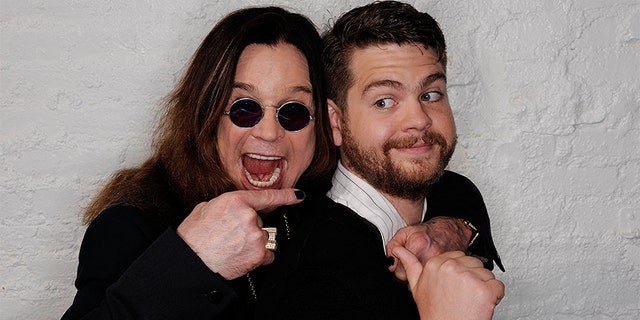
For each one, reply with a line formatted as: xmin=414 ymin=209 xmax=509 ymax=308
xmin=255 ymin=2 xmax=504 ymax=320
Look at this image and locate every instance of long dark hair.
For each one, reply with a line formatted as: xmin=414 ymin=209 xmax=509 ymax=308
xmin=83 ymin=7 xmax=336 ymax=223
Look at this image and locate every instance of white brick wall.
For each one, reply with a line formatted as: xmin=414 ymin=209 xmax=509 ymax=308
xmin=1 ymin=0 xmax=638 ymax=319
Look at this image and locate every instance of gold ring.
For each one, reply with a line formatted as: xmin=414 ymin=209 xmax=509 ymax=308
xmin=262 ymin=227 xmax=277 ymax=251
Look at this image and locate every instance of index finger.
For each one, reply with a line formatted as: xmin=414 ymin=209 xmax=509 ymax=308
xmin=386 ymin=225 xmax=425 ymax=265
xmin=238 ymin=188 xmax=305 ymax=213
xmin=391 ymin=246 xmax=423 ymax=292
xmin=386 ymin=228 xmax=411 ymax=258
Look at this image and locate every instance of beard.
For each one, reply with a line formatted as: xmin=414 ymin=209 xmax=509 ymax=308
xmin=340 ymin=124 xmax=456 ymax=201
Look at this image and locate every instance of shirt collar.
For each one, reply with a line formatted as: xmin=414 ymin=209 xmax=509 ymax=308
xmin=326 ymin=161 xmax=427 ymax=252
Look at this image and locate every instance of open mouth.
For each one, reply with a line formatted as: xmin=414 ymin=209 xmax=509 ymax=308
xmin=242 ymin=153 xmax=284 ymax=188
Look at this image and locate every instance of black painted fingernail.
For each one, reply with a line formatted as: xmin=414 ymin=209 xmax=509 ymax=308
xmin=295 ymin=190 xmax=306 ymax=200
xmin=386 ymin=256 xmax=395 ymax=267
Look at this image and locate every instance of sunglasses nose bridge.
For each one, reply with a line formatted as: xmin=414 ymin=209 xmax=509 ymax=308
xmin=262 ymin=104 xmax=280 ymax=120
xmin=261 ymin=104 xmax=280 ymax=115
xmin=252 ymin=106 xmax=285 ymax=141
xmin=265 ymin=104 xmax=291 ymax=129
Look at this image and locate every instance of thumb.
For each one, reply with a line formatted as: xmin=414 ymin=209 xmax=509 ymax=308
xmin=392 ymin=246 xmax=423 ymax=292
xmin=488 ymin=279 xmax=505 ymax=305
xmin=240 ymin=188 xmax=305 ymax=213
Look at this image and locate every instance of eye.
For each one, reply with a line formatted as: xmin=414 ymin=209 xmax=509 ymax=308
xmin=374 ymin=98 xmax=396 ymax=109
xmin=421 ymin=91 xmax=443 ymax=102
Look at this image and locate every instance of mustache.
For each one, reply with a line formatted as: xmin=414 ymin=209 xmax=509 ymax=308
xmin=383 ymin=131 xmax=447 ymax=152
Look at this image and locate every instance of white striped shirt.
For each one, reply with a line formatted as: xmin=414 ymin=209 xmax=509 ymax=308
xmin=327 ymin=161 xmax=427 ymax=252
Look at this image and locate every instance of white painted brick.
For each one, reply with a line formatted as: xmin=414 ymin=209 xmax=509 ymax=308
xmin=2 ymin=0 xmax=639 ymax=319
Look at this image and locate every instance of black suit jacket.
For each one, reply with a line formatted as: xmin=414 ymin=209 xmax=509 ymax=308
xmin=61 ymin=170 xmax=501 ymax=319
xmin=256 ymin=170 xmax=502 ymax=319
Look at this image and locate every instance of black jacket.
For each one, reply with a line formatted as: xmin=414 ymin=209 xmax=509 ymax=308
xmin=61 ymin=170 xmax=502 ymax=319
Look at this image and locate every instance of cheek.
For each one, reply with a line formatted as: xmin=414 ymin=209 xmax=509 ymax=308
xmin=293 ymin=131 xmax=316 ymax=169
xmin=446 ymin=115 xmax=457 ymax=140
xmin=351 ymin=117 xmax=384 ymax=142
xmin=216 ymin=128 xmax=230 ymax=156
xmin=302 ymin=132 xmax=316 ymax=162
xmin=434 ymin=112 xmax=456 ymax=139
xmin=216 ymin=122 xmax=242 ymax=166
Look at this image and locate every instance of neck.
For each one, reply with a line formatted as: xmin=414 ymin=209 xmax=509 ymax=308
xmin=382 ymin=192 xmax=425 ymax=225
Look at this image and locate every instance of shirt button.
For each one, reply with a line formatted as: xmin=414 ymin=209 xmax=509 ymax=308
xmin=206 ymin=289 xmax=223 ymax=303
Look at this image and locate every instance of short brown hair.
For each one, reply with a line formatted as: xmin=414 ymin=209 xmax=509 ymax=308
xmin=322 ymin=1 xmax=448 ymax=110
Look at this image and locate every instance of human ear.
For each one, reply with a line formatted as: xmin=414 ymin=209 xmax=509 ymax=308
xmin=327 ymin=99 xmax=343 ymax=147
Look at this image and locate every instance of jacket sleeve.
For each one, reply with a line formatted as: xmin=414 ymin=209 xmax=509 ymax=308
xmin=425 ymin=171 xmax=504 ymax=271
xmin=61 ymin=206 xmax=237 ymax=319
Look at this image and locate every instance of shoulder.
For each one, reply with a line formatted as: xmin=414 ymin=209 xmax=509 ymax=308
xmin=87 ymin=204 xmax=173 ymax=241
xmin=426 ymin=170 xmax=489 ymax=225
xmin=428 ymin=170 xmax=485 ymax=207
xmin=430 ymin=170 xmax=482 ymax=196
xmin=78 ymin=205 xmax=174 ymax=276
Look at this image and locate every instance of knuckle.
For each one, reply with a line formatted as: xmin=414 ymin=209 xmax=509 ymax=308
xmin=248 ymin=228 xmax=264 ymax=243
xmin=424 ymin=257 xmax=441 ymax=273
xmin=264 ymin=188 xmax=292 ymax=204
xmin=223 ymin=192 xmax=243 ymax=203
xmin=261 ymin=189 xmax=279 ymax=204
xmin=439 ymin=258 xmax=461 ymax=272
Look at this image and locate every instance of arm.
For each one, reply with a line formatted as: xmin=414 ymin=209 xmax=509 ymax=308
xmin=61 ymin=206 xmax=236 ymax=319
xmin=387 ymin=171 xmax=503 ymax=271
xmin=389 ymin=216 xmax=472 ymax=258
xmin=424 ymin=171 xmax=503 ymax=271
xmin=62 ymin=189 xmax=304 ymax=319
xmin=386 ymin=216 xmax=473 ymax=281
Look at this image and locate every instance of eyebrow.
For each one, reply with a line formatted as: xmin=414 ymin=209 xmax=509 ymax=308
xmin=421 ymin=72 xmax=447 ymax=88
xmin=233 ymin=82 xmax=313 ymax=95
xmin=362 ymin=79 xmax=403 ymax=95
xmin=362 ymin=72 xmax=447 ymax=95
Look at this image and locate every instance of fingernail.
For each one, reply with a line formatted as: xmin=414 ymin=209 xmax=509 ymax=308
xmin=295 ymin=190 xmax=306 ymax=200
xmin=386 ymin=256 xmax=395 ymax=267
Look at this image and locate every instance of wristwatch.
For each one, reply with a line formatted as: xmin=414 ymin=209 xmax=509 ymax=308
xmin=462 ymin=219 xmax=479 ymax=247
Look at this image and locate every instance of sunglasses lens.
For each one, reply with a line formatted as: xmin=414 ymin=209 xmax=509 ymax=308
xmin=228 ymin=99 xmax=263 ymax=127
xmin=278 ymin=102 xmax=312 ymax=131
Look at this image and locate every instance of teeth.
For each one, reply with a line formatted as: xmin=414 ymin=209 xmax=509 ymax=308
xmin=246 ymin=153 xmax=282 ymax=161
xmin=245 ymin=167 xmax=281 ymax=187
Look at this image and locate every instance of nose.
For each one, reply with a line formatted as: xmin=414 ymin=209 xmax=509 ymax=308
xmin=251 ymin=106 xmax=285 ymax=141
xmin=401 ymin=99 xmax=432 ymax=132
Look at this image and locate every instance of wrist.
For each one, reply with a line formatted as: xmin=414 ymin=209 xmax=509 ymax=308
xmin=461 ymin=219 xmax=479 ymax=248
xmin=421 ymin=217 xmax=469 ymax=252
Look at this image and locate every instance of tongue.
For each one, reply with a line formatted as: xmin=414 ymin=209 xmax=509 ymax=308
xmin=243 ymin=156 xmax=278 ymax=175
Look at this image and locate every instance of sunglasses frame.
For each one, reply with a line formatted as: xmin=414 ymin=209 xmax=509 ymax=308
xmin=223 ymin=98 xmax=315 ymax=132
